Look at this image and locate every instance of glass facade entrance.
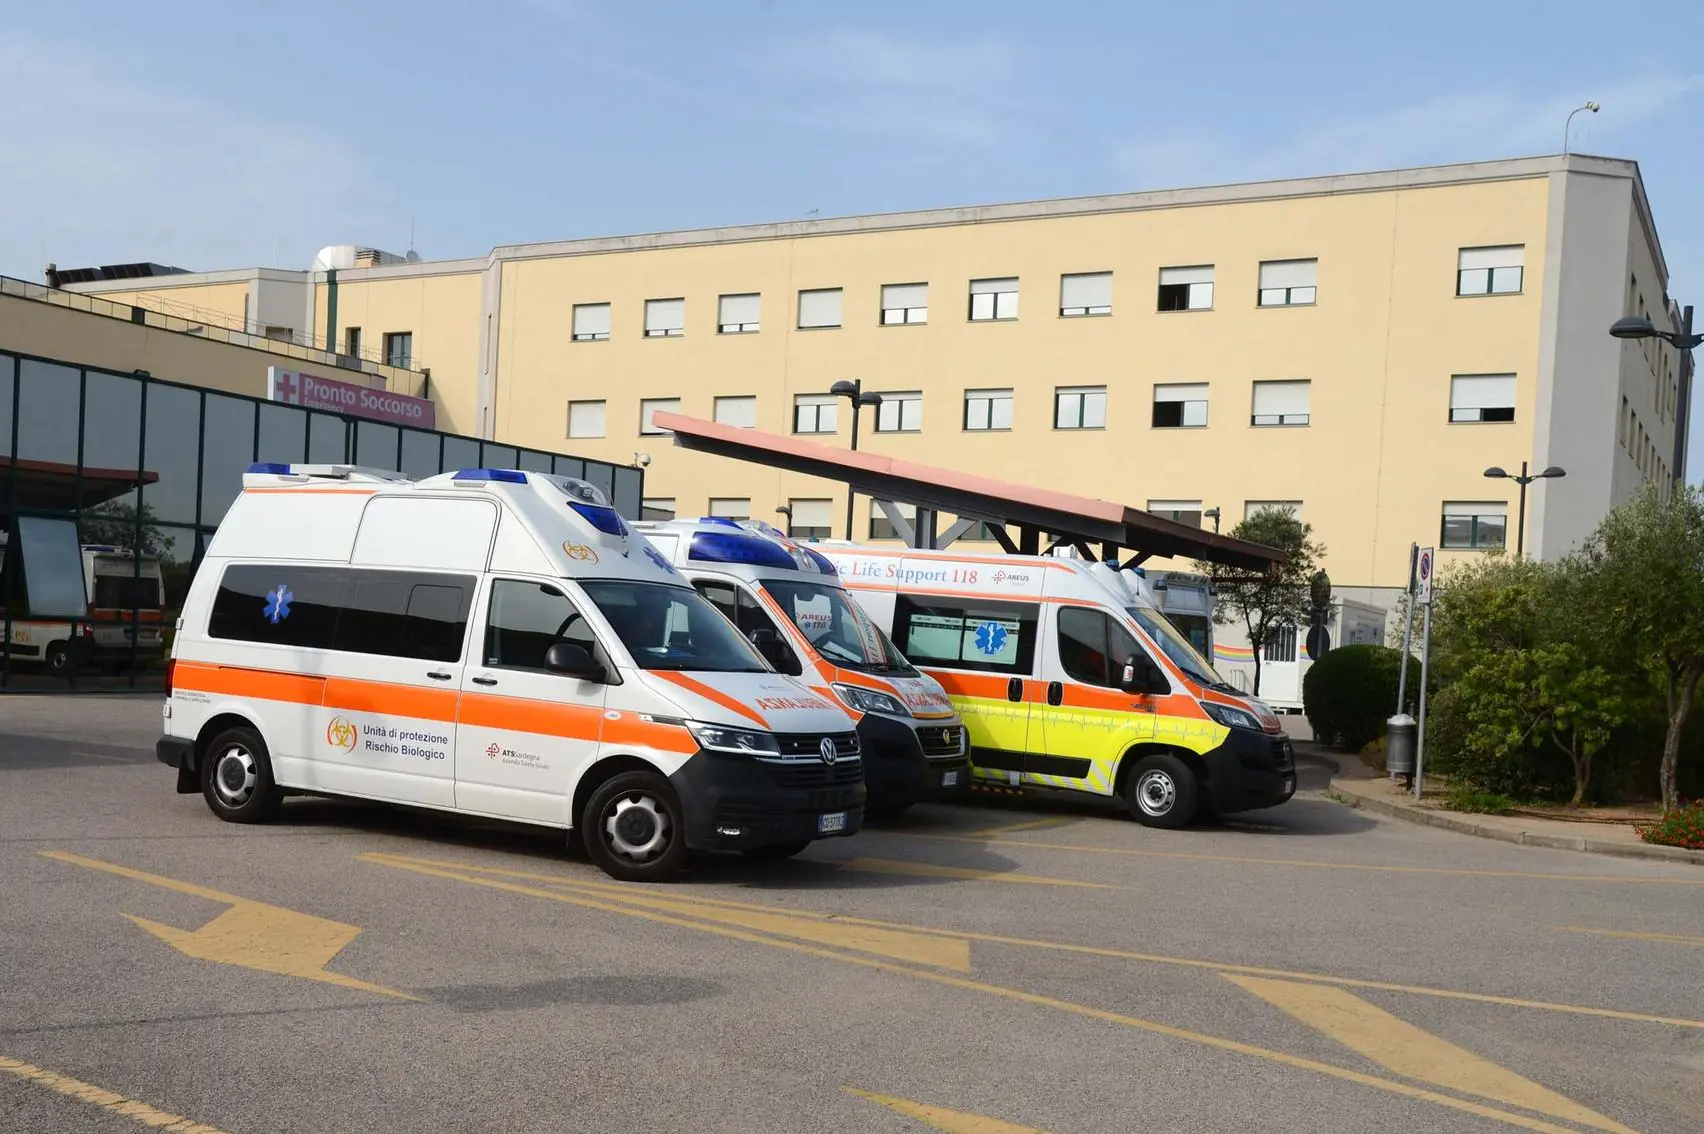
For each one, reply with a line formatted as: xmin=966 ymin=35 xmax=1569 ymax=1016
xmin=0 ymin=351 xmax=642 ymax=692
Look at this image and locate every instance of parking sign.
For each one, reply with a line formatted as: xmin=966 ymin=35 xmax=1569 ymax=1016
xmin=1417 ymin=546 xmax=1435 ymax=604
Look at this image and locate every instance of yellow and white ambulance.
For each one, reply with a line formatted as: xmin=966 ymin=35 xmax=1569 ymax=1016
xmin=156 ymin=463 xmax=864 ymax=880
xmin=637 ymin=518 xmax=969 ymax=812
xmin=816 ymin=544 xmax=1296 ymax=827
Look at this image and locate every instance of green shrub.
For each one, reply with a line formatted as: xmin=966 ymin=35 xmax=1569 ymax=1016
xmin=1639 ymin=801 xmax=1704 ymax=850
xmin=1359 ymin=734 xmax=1387 ymax=773
xmin=1302 ymin=644 xmax=1420 ymax=752
xmin=1444 ymin=784 xmax=1517 ymax=814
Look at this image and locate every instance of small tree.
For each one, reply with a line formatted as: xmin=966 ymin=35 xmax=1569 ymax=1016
xmin=1200 ymin=507 xmax=1323 ymax=696
xmin=1577 ymin=485 xmax=1704 ymax=814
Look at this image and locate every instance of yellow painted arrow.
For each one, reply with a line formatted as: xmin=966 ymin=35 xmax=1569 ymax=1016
xmin=846 ymin=1088 xmax=1055 ymax=1133
xmin=40 ymin=850 xmax=413 ymax=1000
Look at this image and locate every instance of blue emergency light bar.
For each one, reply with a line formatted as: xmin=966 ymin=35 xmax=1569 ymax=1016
xmin=571 ymin=501 xmax=629 ymax=537
xmin=802 ymin=547 xmax=839 ymax=576
xmin=698 ymin=517 xmax=744 ymax=529
xmin=248 ymin=463 xmax=294 ymax=475
xmin=687 ymin=530 xmax=802 ymax=571
xmin=452 ymin=468 xmax=529 ymax=484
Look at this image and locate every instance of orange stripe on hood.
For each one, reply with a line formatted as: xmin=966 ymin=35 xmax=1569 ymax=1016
xmin=652 ymin=671 xmax=768 ymax=727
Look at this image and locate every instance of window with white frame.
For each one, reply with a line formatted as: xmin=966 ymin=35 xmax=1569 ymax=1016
xmin=640 ymin=397 xmax=681 ymax=435
xmin=1060 ymin=272 xmax=1112 ymax=317
xmin=1457 ymin=246 xmax=1524 ymax=296
xmin=1441 ymin=502 xmax=1507 ymax=549
xmin=567 ymin=399 xmax=606 ymax=439
xmin=1258 ymin=259 xmax=1318 ymax=306
xmin=793 ymin=393 xmax=838 ymax=434
xmin=717 ymin=293 xmax=760 ymax=334
xmin=1147 ymin=500 xmax=1203 ymax=527
xmin=797 ymin=288 xmax=843 ymax=329
xmin=713 ymin=395 xmax=757 ymax=428
xmin=1245 ymin=500 xmax=1302 ymax=522
xmin=869 ymin=502 xmax=917 ymax=540
xmin=1157 ymin=266 xmax=1214 ymax=311
xmin=786 ymin=499 xmax=834 ymax=540
xmin=644 ymin=298 xmax=685 ymax=337
xmin=881 ymin=283 xmax=928 ymax=325
xmin=1251 ymin=380 xmax=1311 ymax=426
xmin=1055 ymin=386 xmax=1108 ymax=430
xmin=964 ymin=388 xmax=1013 ymax=431
xmin=875 ymin=392 xmax=922 ymax=432
xmin=968 ymin=277 xmax=1018 ymax=321
xmin=641 ymin=498 xmax=676 ymax=520
xmin=1152 ymin=383 xmax=1207 ymax=428
xmin=1449 ymin=374 xmax=1516 ymax=423
xmin=572 ymin=302 xmax=611 ymax=342
xmin=708 ymin=498 xmax=751 ymax=520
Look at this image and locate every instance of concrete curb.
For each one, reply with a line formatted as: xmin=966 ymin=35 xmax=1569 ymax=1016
xmin=1329 ymin=780 xmax=1704 ymax=867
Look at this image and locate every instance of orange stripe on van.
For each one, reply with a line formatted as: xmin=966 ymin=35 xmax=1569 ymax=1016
xmin=324 ymin=676 xmax=460 ymax=723
xmin=173 ymin=662 xmax=328 ymax=706
xmin=840 ymin=581 xmax=1072 ymax=604
xmin=651 ymin=672 xmax=768 ymax=727
xmin=457 ymin=692 xmax=602 ymax=738
xmin=601 ymin=712 xmax=699 ymax=755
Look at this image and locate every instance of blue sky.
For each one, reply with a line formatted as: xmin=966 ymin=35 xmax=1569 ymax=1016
xmin=4 ymin=1 xmax=1701 ymax=460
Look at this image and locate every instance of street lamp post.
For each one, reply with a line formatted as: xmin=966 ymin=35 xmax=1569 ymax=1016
xmin=1483 ymin=462 xmax=1566 ymax=557
xmin=1203 ymin=507 xmax=1221 ymax=534
xmin=1563 ymin=101 xmax=1599 ymax=153
xmin=829 ymin=379 xmax=883 ymax=540
xmin=1611 ymin=307 xmax=1699 ymax=493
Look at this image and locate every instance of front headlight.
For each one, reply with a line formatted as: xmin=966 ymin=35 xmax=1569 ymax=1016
xmin=832 ymin=683 xmax=909 ymax=717
xmin=1201 ymin=700 xmax=1263 ymax=732
xmin=686 ymin=721 xmax=781 ymax=755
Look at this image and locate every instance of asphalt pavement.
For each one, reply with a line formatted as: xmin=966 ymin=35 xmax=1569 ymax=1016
xmin=2 ymin=695 xmax=1700 ymax=1133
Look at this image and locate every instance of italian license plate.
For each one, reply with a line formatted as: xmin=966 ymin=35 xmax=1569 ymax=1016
xmin=941 ymin=770 xmax=961 ymax=787
xmin=818 ymin=811 xmax=848 ymax=834
xmin=1283 ymin=776 xmax=1295 ymax=793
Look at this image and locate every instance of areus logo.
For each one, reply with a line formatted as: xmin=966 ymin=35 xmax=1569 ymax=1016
xmin=326 ymin=717 xmax=358 ymax=753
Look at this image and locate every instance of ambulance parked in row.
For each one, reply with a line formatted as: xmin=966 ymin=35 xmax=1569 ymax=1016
xmin=0 ymin=534 xmax=167 ymax=674
xmin=156 ymin=464 xmax=865 ymax=881
xmin=637 ymin=518 xmax=969 ymax=812
xmin=815 ymin=544 xmax=1296 ymax=828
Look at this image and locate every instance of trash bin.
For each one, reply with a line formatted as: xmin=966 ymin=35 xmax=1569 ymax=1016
xmin=1386 ymin=714 xmax=1417 ymax=778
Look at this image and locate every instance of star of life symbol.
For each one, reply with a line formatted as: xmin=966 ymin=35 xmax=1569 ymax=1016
xmin=974 ymin=621 xmax=1007 ymax=656
xmin=263 ymin=586 xmax=293 ymax=624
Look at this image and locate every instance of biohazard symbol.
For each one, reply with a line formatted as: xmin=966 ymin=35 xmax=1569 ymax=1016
xmin=326 ymin=717 xmax=358 ymax=753
xmin=563 ymin=542 xmax=600 ymax=563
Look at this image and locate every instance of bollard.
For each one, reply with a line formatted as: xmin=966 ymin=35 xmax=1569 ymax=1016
xmin=1385 ymin=713 xmax=1417 ymax=785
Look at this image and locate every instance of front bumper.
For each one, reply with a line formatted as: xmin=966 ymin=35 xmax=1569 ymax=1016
xmin=857 ymin=713 xmax=970 ymax=808
xmin=669 ymin=748 xmax=866 ymax=851
xmin=1199 ymin=729 xmax=1297 ymax=814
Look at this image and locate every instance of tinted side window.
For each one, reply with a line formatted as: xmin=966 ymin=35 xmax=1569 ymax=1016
xmin=210 ymin=565 xmax=345 ymax=649
xmin=1058 ymin=606 xmax=1114 ymax=686
xmin=208 ymin=565 xmax=472 ymax=660
xmin=485 ymin=580 xmax=592 ymax=670
xmin=404 ymin=583 xmax=474 ymax=662
xmin=892 ymin=595 xmax=1037 ymax=675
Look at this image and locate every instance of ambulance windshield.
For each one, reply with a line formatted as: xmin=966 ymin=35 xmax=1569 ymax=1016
xmin=580 ymin=581 xmax=771 ymax=672
xmin=1126 ymin=603 xmax=1231 ymax=690
xmin=761 ymin=579 xmax=912 ymax=674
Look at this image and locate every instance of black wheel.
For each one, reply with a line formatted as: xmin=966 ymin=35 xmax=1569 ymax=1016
xmin=741 ymin=840 xmax=811 ymax=861
xmin=582 ymin=771 xmax=689 ymax=882
xmin=200 ymin=726 xmax=282 ymax=823
xmin=46 ymin=643 xmax=71 ymax=677
xmin=1124 ymin=752 xmax=1198 ymax=829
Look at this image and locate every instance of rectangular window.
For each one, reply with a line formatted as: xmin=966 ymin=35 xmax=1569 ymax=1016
xmin=968 ymin=277 xmax=1018 ymax=321
xmin=793 ymin=393 xmax=838 ymax=434
xmin=383 ymin=331 xmax=413 ymax=368
xmin=1147 ymin=500 xmax=1202 ymax=527
xmin=1060 ymin=272 xmax=1112 ymax=317
xmin=1457 ymin=246 xmax=1524 ymax=296
xmin=209 ymin=565 xmax=473 ymax=662
xmin=1152 ymin=383 xmax=1208 ymax=428
xmin=881 ymin=283 xmax=928 ymax=325
xmin=869 ymin=502 xmax=917 ymax=541
xmin=567 ymin=400 xmax=606 ymax=439
xmin=717 ymin=293 xmax=760 ymax=334
xmin=797 ymin=288 xmax=843 ymax=329
xmin=708 ymin=498 xmax=751 ymax=520
xmin=1262 ymin=624 xmax=1299 ymax=663
xmin=1157 ymin=266 xmax=1214 ymax=312
xmin=1258 ymin=259 xmax=1318 ymax=307
xmin=1245 ymin=501 xmax=1302 ymax=522
xmin=484 ymin=579 xmax=596 ymax=671
xmin=891 ymin=594 xmax=1039 ymax=676
xmin=640 ymin=397 xmax=681 ymax=435
xmin=1441 ymin=502 xmax=1508 ymax=549
xmin=786 ymin=499 xmax=834 ymax=540
xmin=572 ymin=303 xmax=611 ymax=342
xmin=644 ymin=298 xmax=685 ymax=338
xmin=344 ymin=327 xmax=362 ymax=356
xmin=713 ymin=395 xmax=757 ymax=428
xmin=641 ymin=498 xmax=676 ymax=520
xmin=1449 ymin=374 xmax=1517 ymax=423
xmin=963 ymin=388 xmax=1014 ymax=431
xmin=1058 ymin=606 xmax=1146 ymax=688
xmin=1251 ymin=380 xmax=1311 ymax=426
xmin=1055 ymin=386 xmax=1108 ymax=430
xmin=875 ymin=392 xmax=922 ymax=433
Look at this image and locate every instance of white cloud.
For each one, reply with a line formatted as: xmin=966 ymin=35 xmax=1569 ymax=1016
xmin=0 ymin=36 xmax=394 ymax=278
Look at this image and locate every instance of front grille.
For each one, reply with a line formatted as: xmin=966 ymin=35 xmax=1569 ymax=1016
xmin=774 ymin=732 xmax=861 ymax=760
xmin=917 ymin=725 xmax=964 ymax=758
xmin=765 ymin=760 xmax=864 ymax=790
xmin=1273 ymin=739 xmax=1295 ymax=771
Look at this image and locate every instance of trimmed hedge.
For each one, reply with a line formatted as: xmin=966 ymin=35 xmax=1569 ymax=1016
xmin=1302 ymin=643 xmax=1420 ymax=752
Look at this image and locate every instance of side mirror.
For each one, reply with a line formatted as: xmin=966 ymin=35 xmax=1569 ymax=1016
xmin=748 ymin=627 xmax=800 ymax=675
xmin=545 ymin=641 xmax=606 ymax=683
xmin=1120 ymin=653 xmax=1169 ymax=695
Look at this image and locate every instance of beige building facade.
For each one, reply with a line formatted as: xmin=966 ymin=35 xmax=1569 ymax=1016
xmin=62 ymin=154 xmax=1687 ymax=599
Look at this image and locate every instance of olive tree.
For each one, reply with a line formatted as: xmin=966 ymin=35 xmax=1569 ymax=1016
xmin=1200 ymin=507 xmax=1323 ymax=696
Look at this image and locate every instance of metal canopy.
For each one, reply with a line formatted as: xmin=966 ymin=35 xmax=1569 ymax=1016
xmin=2 ymin=457 xmax=159 ymax=512
xmin=653 ymin=413 xmax=1283 ymax=573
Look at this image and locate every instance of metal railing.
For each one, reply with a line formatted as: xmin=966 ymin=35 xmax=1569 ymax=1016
xmin=0 ymin=275 xmax=426 ymax=397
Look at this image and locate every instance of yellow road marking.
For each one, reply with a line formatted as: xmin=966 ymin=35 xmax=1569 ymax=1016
xmin=846 ymin=1087 xmax=1054 ymax=1132
xmin=959 ymin=816 xmax=1079 ymax=837
xmin=1554 ymin=925 xmax=1704 ymax=947
xmin=362 ymin=853 xmax=1632 ymax=1133
xmin=1226 ymin=975 xmax=1635 ymax=1134
xmin=360 ymin=852 xmax=1704 ymax=1031
xmin=907 ymin=832 xmax=1704 ymax=885
xmin=840 ymin=858 xmax=1111 ymax=889
xmin=0 ymin=1053 xmax=228 ymax=1133
xmin=40 ymin=850 xmax=413 ymax=1000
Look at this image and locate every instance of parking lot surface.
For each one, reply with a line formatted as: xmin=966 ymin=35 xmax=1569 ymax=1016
xmin=2 ymin=696 xmax=1700 ymax=1133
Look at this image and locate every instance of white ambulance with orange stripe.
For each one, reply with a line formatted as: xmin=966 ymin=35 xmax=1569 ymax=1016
xmin=636 ymin=518 xmax=969 ymax=813
xmin=156 ymin=464 xmax=865 ymax=880
xmin=816 ymin=544 xmax=1296 ymax=828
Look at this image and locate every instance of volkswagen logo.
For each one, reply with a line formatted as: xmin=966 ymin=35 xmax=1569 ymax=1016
xmin=818 ymin=737 xmax=838 ymax=765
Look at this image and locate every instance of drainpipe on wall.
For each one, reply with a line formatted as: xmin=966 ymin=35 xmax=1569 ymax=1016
xmin=324 ymin=268 xmax=338 ymax=353
xmin=1674 ymin=304 xmax=1694 ymax=491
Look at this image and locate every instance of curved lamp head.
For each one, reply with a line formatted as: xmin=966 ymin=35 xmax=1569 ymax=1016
xmin=828 ymin=379 xmax=859 ymax=398
xmin=857 ymin=392 xmax=883 ymax=406
xmin=1609 ymin=315 xmax=1657 ymax=340
xmin=1537 ymin=466 xmax=1566 ymax=479
xmin=1483 ymin=466 xmax=1508 ymax=479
